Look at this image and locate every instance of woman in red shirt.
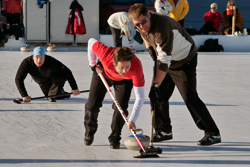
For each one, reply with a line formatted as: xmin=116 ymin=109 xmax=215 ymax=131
xmin=198 ymin=3 xmax=222 ymax=35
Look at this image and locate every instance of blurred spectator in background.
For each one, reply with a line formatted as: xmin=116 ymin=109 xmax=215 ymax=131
xmin=107 ymin=12 xmax=136 ymax=47
xmin=1 ymin=0 xmax=23 ymax=40
xmin=0 ymin=22 xmax=9 ymax=47
xmin=198 ymin=3 xmax=221 ymax=35
xmin=154 ymin=0 xmax=172 ymax=17
xmin=1 ymin=0 xmax=22 ymax=25
xmin=168 ymin=0 xmax=189 ymax=27
xmin=221 ymin=0 xmax=244 ymax=35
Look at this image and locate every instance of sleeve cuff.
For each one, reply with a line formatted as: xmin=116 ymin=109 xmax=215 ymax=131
xmin=158 ymin=62 xmax=169 ymax=72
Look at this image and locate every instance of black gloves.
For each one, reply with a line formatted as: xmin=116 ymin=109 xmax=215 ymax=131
xmin=147 ymin=46 xmax=157 ymax=61
xmin=149 ymin=84 xmax=160 ymax=103
xmin=90 ymin=65 xmax=96 ymax=72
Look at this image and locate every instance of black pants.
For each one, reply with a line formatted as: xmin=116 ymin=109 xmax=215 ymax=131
xmin=110 ymin=25 xmax=122 ymax=47
xmin=199 ymin=21 xmax=217 ymax=35
xmin=6 ymin=13 xmax=20 ymax=25
xmin=37 ymin=74 xmax=66 ymax=97
xmin=153 ymin=55 xmax=220 ymax=135
xmin=84 ymin=69 xmax=133 ymax=143
xmin=178 ymin=18 xmax=185 ymax=27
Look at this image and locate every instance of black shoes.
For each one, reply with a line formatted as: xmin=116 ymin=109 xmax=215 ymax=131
xmin=84 ymin=134 xmax=94 ymax=146
xmin=56 ymin=88 xmax=71 ymax=99
xmin=47 ymin=89 xmax=70 ymax=101
xmin=48 ymin=98 xmax=56 ymax=102
xmin=197 ymin=133 xmax=221 ymax=146
xmin=84 ymin=134 xmax=120 ymax=149
xmin=153 ymin=130 xmax=173 ymax=142
xmin=110 ymin=142 xmax=120 ymax=149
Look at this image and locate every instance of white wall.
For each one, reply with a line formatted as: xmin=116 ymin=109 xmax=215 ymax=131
xmin=75 ymin=0 xmax=99 ymax=43
xmin=100 ymin=34 xmax=250 ymax=52
xmin=24 ymin=0 xmax=99 ymax=43
xmin=24 ymin=0 xmax=47 ymax=42
xmin=50 ymin=0 xmax=99 ymax=43
xmin=50 ymin=0 xmax=72 ymax=43
xmin=192 ymin=35 xmax=250 ymax=52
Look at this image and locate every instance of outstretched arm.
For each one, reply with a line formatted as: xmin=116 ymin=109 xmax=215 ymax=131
xmin=127 ymin=86 xmax=145 ymax=130
xmin=15 ymin=58 xmax=30 ymax=98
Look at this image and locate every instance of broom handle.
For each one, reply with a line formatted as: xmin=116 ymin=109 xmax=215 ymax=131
xmin=232 ymin=6 xmax=236 ymax=34
xmin=17 ymin=90 xmax=89 ymax=102
xmin=149 ymin=60 xmax=157 ymax=145
xmin=96 ymin=66 xmax=147 ymax=153
xmin=149 ymin=104 xmax=155 ymax=145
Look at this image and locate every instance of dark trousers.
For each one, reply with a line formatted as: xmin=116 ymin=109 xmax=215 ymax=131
xmin=198 ymin=21 xmax=217 ymax=34
xmin=153 ymin=55 xmax=220 ymax=135
xmin=178 ymin=18 xmax=185 ymax=27
xmin=37 ymin=74 xmax=66 ymax=97
xmin=110 ymin=25 xmax=122 ymax=47
xmin=6 ymin=13 xmax=20 ymax=25
xmin=84 ymin=69 xmax=133 ymax=143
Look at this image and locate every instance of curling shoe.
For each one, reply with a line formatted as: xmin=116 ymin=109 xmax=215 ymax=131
xmin=48 ymin=98 xmax=56 ymax=102
xmin=153 ymin=130 xmax=173 ymax=142
xmin=197 ymin=133 xmax=221 ymax=146
xmin=110 ymin=143 xmax=120 ymax=149
xmin=56 ymin=88 xmax=71 ymax=99
xmin=110 ymin=141 xmax=120 ymax=149
xmin=84 ymin=134 xmax=94 ymax=146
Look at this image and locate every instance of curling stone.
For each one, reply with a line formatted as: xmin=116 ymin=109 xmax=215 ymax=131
xmin=47 ymin=44 xmax=57 ymax=52
xmin=124 ymin=129 xmax=150 ymax=151
xmin=20 ymin=45 xmax=31 ymax=52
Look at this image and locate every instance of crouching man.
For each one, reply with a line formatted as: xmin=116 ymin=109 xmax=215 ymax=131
xmin=15 ymin=46 xmax=80 ymax=102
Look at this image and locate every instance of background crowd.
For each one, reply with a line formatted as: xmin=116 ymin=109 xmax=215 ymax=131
xmin=154 ymin=0 xmax=245 ymax=36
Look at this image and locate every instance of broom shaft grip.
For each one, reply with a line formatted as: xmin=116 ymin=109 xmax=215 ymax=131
xmin=17 ymin=90 xmax=89 ymax=102
xmin=96 ymin=66 xmax=147 ymax=153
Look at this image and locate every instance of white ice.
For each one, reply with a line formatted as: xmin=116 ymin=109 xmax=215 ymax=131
xmin=0 ymin=50 xmax=250 ymax=167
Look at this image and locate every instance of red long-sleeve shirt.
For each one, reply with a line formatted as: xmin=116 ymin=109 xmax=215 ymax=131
xmin=203 ymin=11 xmax=222 ymax=32
xmin=2 ymin=0 xmax=22 ymax=14
xmin=92 ymin=41 xmax=145 ymax=87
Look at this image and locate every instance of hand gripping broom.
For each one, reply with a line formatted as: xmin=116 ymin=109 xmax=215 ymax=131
xmin=95 ymin=65 xmax=159 ymax=158
xmin=140 ymin=103 xmax=162 ymax=154
xmin=140 ymin=60 xmax=163 ymax=154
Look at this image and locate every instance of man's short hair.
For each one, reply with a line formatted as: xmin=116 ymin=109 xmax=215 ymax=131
xmin=128 ymin=3 xmax=148 ymax=20
xmin=113 ymin=47 xmax=134 ymax=66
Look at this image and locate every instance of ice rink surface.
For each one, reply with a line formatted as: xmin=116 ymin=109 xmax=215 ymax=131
xmin=0 ymin=50 xmax=250 ymax=167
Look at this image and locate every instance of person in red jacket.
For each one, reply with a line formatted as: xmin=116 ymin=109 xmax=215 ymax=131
xmin=1 ymin=0 xmax=22 ymax=25
xmin=198 ymin=3 xmax=222 ymax=35
xmin=84 ymin=38 xmax=145 ymax=149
